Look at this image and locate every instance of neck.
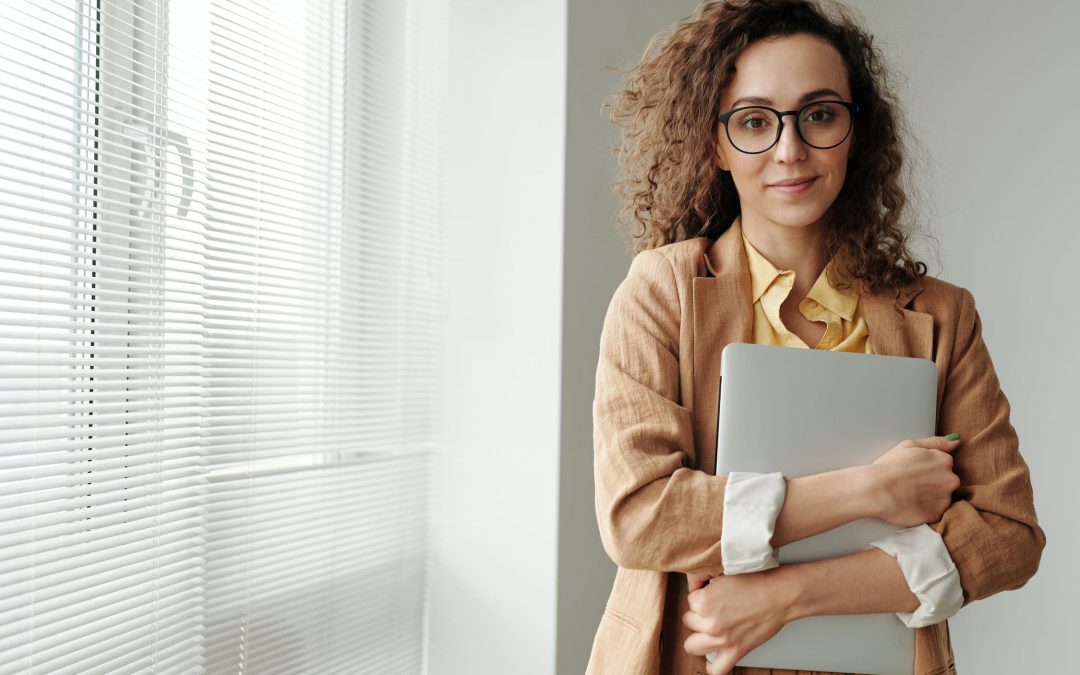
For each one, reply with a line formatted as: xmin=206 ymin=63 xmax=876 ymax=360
xmin=740 ymin=215 xmax=827 ymax=294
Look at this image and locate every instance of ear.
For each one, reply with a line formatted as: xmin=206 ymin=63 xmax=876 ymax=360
xmin=715 ymin=140 xmax=731 ymax=172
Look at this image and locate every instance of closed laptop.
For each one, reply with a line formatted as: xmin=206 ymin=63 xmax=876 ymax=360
xmin=712 ymin=343 xmax=937 ymax=674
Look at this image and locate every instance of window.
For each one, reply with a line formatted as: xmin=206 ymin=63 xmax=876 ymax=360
xmin=0 ymin=0 xmax=445 ymax=671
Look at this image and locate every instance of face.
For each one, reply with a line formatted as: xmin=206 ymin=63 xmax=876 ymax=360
xmin=715 ymin=33 xmax=855 ymax=234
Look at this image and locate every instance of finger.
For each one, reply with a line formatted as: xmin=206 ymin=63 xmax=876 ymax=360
xmin=687 ymin=572 xmax=712 ymax=592
xmin=683 ymin=630 xmax=722 ymax=656
xmin=909 ymin=434 xmax=961 ymax=452
xmin=687 ymin=586 xmax=718 ymax=616
xmin=681 ymin=609 xmax=713 ymax=633
xmin=686 ymin=587 xmax=706 ymax=614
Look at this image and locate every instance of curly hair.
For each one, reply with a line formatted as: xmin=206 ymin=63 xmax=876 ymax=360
xmin=608 ymin=0 xmax=927 ymax=297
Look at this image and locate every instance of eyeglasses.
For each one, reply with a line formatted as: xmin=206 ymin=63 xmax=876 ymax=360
xmin=716 ymin=100 xmax=859 ymax=154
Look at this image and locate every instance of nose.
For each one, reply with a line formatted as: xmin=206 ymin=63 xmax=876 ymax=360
xmin=774 ymin=114 xmax=807 ymax=164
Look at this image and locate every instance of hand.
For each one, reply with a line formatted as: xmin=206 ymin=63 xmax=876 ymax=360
xmin=869 ymin=435 xmax=962 ymax=527
xmin=682 ymin=568 xmax=799 ymax=675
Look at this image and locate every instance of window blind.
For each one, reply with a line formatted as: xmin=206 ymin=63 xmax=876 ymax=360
xmin=0 ymin=0 xmax=444 ymax=672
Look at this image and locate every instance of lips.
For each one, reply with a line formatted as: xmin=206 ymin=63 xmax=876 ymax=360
xmin=768 ymin=176 xmax=816 ymax=186
xmin=768 ymin=176 xmax=817 ymax=193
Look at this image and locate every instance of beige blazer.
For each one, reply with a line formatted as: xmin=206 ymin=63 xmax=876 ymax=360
xmin=588 ymin=220 xmax=1045 ymax=675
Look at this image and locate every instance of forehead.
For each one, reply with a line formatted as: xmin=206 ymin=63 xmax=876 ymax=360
xmin=722 ymin=33 xmax=850 ymax=108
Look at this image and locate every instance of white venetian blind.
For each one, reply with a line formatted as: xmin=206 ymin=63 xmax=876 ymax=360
xmin=0 ymin=0 xmax=444 ymax=672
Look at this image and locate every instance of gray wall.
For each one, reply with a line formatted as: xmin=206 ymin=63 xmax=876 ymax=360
xmin=557 ymin=1 xmax=1078 ymax=673
xmin=556 ymin=4 xmax=698 ymax=673
xmin=849 ymin=2 xmax=1078 ymax=672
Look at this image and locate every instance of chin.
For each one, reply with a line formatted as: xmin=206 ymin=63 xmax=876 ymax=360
xmin=762 ymin=206 xmax=831 ymax=230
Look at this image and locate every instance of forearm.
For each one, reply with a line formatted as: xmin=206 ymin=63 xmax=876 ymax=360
xmin=779 ymin=548 xmax=920 ymax=621
xmin=683 ymin=548 xmax=924 ymax=669
xmin=770 ymin=465 xmax=879 ymax=549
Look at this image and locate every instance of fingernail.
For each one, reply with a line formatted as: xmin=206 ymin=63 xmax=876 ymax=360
xmin=945 ymin=432 xmax=960 ymax=442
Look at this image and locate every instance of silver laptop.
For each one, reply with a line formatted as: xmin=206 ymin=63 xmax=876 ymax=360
xmin=711 ymin=343 xmax=938 ymax=675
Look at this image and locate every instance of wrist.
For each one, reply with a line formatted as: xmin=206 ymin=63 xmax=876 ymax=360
xmin=775 ymin=563 xmax=811 ymax=623
xmin=853 ymin=464 xmax=886 ymax=520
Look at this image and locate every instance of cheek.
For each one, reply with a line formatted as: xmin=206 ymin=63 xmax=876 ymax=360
xmin=725 ymin=157 xmax=767 ymax=195
xmin=831 ymin=162 xmax=848 ymax=189
xmin=822 ymin=148 xmax=851 ymax=189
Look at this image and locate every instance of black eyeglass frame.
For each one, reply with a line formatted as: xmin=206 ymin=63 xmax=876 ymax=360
xmin=716 ymin=100 xmax=860 ymax=154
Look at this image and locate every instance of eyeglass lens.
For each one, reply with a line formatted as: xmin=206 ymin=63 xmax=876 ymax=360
xmin=726 ymin=102 xmax=852 ymax=153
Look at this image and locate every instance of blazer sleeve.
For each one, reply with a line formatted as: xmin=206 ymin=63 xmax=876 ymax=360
xmin=930 ymin=287 xmax=1046 ymax=605
xmin=593 ymin=249 xmax=728 ymax=573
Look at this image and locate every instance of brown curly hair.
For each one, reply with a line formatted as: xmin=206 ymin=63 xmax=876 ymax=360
xmin=608 ymin=0 xmax=927 ymax=297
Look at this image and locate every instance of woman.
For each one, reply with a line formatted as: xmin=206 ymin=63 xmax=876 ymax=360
xmin=588 ymin=1 xmax=1045 ymax=674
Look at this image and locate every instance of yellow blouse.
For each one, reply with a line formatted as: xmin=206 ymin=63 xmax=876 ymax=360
xmin=742 ymin=234 xmax=873 ymax=354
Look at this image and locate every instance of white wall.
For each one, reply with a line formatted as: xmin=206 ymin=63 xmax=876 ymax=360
xmin=556 ymin=1 xmax=1079 ymax=673
xmin=428 ymin=1 xmax=567 ymax=674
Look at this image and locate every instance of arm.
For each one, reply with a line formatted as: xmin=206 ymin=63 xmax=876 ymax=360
xmin=773 ymin=431 xmax=966 ymax=547
xmin=682 ymin=548 xmax=921 ymax=674
xmin=929 ymin=287 xmax=1045 ymax=604
xmin=784 ymin=547 xmax=920 ymax=617
xmin=593 ymin=249 xmax=728 ymax=571
xmin=706 ymin=450 xmax=966 ymax=634
xmin=717 ymin=436 xmax=962 ymax=577
xmin=770 ymin=465 xmax=886 ymax=548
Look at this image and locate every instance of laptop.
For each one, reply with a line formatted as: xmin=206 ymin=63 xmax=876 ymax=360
xmin=710 ymin=343 xmax=938 ymax=675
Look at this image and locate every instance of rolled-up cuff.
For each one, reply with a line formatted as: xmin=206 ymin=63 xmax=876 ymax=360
xmin=720 ymin=471 xmax=786 ymax=575
xmin=870 ymin=524 xmax=964 ymax=628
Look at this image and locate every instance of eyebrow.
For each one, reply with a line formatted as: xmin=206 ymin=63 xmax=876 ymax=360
xmin=730 ymin=88 xmax=845 ymax=108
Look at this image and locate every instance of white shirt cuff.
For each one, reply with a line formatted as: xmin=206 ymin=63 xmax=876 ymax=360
xmin=870 ymin=524 xmax=964 ymax=628
xmin=720 ymin=471 xmax=786 ymax=575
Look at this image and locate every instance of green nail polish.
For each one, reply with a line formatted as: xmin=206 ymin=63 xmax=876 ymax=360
xmin=945 ymin=432 xmax=960 ymax=441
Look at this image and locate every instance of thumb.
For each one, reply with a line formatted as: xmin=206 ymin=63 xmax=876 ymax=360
xmin=913 ymin=433 xmax=962 ymax=452
xmin=706 ymin=651 xmax=735 ymax=675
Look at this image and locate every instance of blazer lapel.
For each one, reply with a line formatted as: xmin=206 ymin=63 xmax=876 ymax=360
xmin=691 ymin=221 xmax=752 ymax=473
xmin=861 ymin=284 xmax=939 ymax=410
xmin=860 ymin=291 xmax=933 ymax=361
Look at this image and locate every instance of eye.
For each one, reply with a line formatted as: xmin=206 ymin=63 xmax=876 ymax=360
xmin=735 ymin=110 xmax=774 ymax=132
xmin=801 ymin=104 xmax=837 ymax=125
